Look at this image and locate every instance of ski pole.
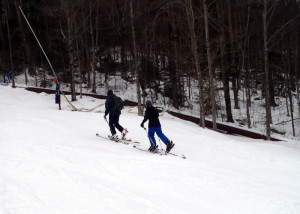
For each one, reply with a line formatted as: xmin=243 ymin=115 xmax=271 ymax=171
xmin=157 ymin=137 xmax=163 ymax=151
xmin=104 ymin=117 xmax=109 ymax=125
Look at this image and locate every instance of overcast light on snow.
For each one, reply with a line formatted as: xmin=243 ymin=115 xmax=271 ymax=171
xmin=1 ymin=84 xmax=300 ymax=214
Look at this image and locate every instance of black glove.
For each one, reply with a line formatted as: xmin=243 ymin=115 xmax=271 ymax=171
xmin=140 ymin=123 xmax=144 ymax=128
xmin=104 ymin=115 xmax=107 ymax=120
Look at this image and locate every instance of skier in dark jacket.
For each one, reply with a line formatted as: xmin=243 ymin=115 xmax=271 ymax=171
xmin=104 ymin=90 xmax=128 ymax=140
xmin=141 ymin=100 xmax=174 ymax=152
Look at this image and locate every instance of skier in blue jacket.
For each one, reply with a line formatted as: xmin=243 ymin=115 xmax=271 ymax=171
xmin=140 ymin=100 xmax=174 ymax=152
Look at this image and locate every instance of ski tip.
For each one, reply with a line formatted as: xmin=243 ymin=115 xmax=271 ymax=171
xmin=133 ymin=145 xmax=136 ymax=148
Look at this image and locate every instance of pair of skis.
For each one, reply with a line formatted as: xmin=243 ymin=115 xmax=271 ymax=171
xmin=96 ymin=133 xmax=141 ymax=146
xmin=132 ymin=145 xmax=186 ymax=159
xmin=96 ymin=133 xmax=186 ymax=159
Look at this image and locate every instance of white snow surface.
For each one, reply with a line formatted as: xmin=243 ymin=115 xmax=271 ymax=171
xmin=1 ymin=85 xmax=300 ymax=214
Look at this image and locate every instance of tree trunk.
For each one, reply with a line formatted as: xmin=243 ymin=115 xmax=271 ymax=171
xmin=203 ymin=0 xmax=217 ymax=131
xmin=294 ymin=28 xmax=300 ymax=118
xmin=287 ymin=38 xmax=295 ymax=137
xmin=69 ymin=35 xmax=76 ymax=101
xmin=217 ymin=0 xmax=233 ymax=123
xmin=91 ymin=1 xmax=99 ymax=93
xmin=288 ymin=69 xmax=296 ymax=137
xmin=4 ymin=0 xmax=15 ymax=88
xmin=15 ymin=0 xmax=35 ymax=77
xmin=246 ymin=37 xmax=252 ymax=128
xmin=184 ymin=0 xmax=205 ymax=128
xmin=65 ymin=2 xmax=76 ymax=101
xmin=75 ymin=28 xmax=82 ymax=98
xmin=263 ymin=0 xmax=271 ymax=140
xmin=269 ymin=69 xmax=276 ymax=106
xmin=168 ymin=10 xmax=179 ymax=109
xmin=130 ymin=0 xmax=142 ymax=115
xmin=227 ymin=0 xmax=239 ymax=109
xmin=242 ymin=1 xmax=251 ymax=128
xmin=85 ymin=40 xmax=91 ymax=89
xmin=15 ymin=0 xmax=29 ymax=84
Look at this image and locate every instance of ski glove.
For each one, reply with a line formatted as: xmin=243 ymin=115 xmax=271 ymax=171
xmin=140 ymin=123 xmax=144 ymax=128
xmin=104 ymin=115 xmax=107 ymax=120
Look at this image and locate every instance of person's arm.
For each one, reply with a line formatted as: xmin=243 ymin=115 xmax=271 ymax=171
xmin=104 ymin=99 xmax=113 ymax=116
xmin=141 ymin=109 xmax=149 ymax=127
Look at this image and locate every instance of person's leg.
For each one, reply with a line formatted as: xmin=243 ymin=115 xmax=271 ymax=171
xmin=148 ymin=127 xmax=157 ymax=146
xmin=109 ymin=114 xmax=117 ymax=135
xmin=113 ymin=114 xmax=124 ymax=133
xmin=156 ymin=126 xmax=174 ymax=152
xmin=155 ymin=126 xmax=169 ymax=144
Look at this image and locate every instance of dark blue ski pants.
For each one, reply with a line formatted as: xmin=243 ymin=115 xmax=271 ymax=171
xmin=148 ymin=126 xmax=169 ymax=146
xmin=109 ymin=114 xmax=124 ymax=135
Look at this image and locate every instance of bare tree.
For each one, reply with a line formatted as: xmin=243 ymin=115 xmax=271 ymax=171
xmin=292 ymin=1 xmax=300 ymax=121
xmin=241 ymin=0 xmax=252 ymax=128
xmin=89 ymin=0 xmax=99 ymax=93
xmin=227 ymin=0 xmax=240 ymax=109
xmin=296 ymin=30 xmax=300 ymax=118
xmin=286 ymin=33 xmax=296 ymax=137
xmin=3 ymin=0 xmax=15 ymax=87
xmin=262 ymin=0 xmax=272 ymax=140
xmin=15 ymin=0 xmax=29 ymax=85
xmin=203 ymin=0 xmax=217 ymax=130
xmin=184 ymin=0 xmax=205 ymax=128
xmin=130 ymin=0 xmax=142 ymax=115
xmin=61 ymin=0 xmax=85 ymax=101
xmin=216 ymin=0 xmax=234 ymax=123
xmin=1 ymin=0 xmax=300 ymax=139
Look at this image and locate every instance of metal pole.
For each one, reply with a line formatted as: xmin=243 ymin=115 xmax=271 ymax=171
xmin=18 ymin=6 xmax=59 ymax=84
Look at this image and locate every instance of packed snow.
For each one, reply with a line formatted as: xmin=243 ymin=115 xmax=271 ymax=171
xmin=1 ymin=84 xmax=300 ymax=214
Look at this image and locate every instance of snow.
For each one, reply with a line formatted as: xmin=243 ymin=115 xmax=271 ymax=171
xmin=12 ymin=71 xmax=300 ymax=141
xmin=1 ymin=84 xmax=300 ymax=214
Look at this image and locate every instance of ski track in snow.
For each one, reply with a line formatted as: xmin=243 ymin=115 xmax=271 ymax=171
xmin=1 ymin=85 xmax=300 ymax=214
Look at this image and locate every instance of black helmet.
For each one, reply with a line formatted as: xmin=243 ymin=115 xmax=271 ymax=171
xmin=107 ymin=90 xmax=113 ymax=96
xmin=146 ymin=100 xmax=152 ymax=107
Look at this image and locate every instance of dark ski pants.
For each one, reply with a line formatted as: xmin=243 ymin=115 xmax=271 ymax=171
xmin=109 ymin=114 xmax=124 ymax=135
xmin=148 ymin=126 xmax=169 ymax=146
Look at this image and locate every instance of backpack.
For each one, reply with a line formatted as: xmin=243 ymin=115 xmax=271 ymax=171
xmin=113 ymin=95 xmax=124 ymax=111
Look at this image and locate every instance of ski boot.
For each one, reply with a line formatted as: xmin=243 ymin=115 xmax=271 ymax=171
xmin=148 ymin=145 xmax=158 ymax=152
xmin=109 ymin=134 xmax=119 ymax=142
xmin=166 ymin=140 xmax=174 ymax=153
xmin=121 ymin=128 xmax=128 ymax=140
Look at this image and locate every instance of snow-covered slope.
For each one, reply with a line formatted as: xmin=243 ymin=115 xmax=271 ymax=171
xmin=1 ymin=85 xmax=300 ymax=214
xmin=13 ymin=72 xmax=300 ymax=141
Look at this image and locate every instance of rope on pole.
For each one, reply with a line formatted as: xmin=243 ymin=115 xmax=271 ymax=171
xmin=18 ymin=6 xmax=59 ymax=84
xmin=19 ymin=6 xmax=106 ymax=113
xmin=60 ymin=90 xmax=104 ymax=112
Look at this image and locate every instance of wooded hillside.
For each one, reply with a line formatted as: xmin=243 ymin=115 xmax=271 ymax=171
xmin=1 ymin=0 xmax=299 ymax=139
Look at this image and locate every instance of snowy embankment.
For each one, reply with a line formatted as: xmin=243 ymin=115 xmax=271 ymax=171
xmin=1 ymin=85 xmax=300 ymax=214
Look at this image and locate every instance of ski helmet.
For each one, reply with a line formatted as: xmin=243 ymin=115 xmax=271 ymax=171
xmin=146 ymin=100 xmax=152 ymax=107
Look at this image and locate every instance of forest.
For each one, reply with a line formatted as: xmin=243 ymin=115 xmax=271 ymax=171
xmin=0 ymin=0 xmax=299 ymax=140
